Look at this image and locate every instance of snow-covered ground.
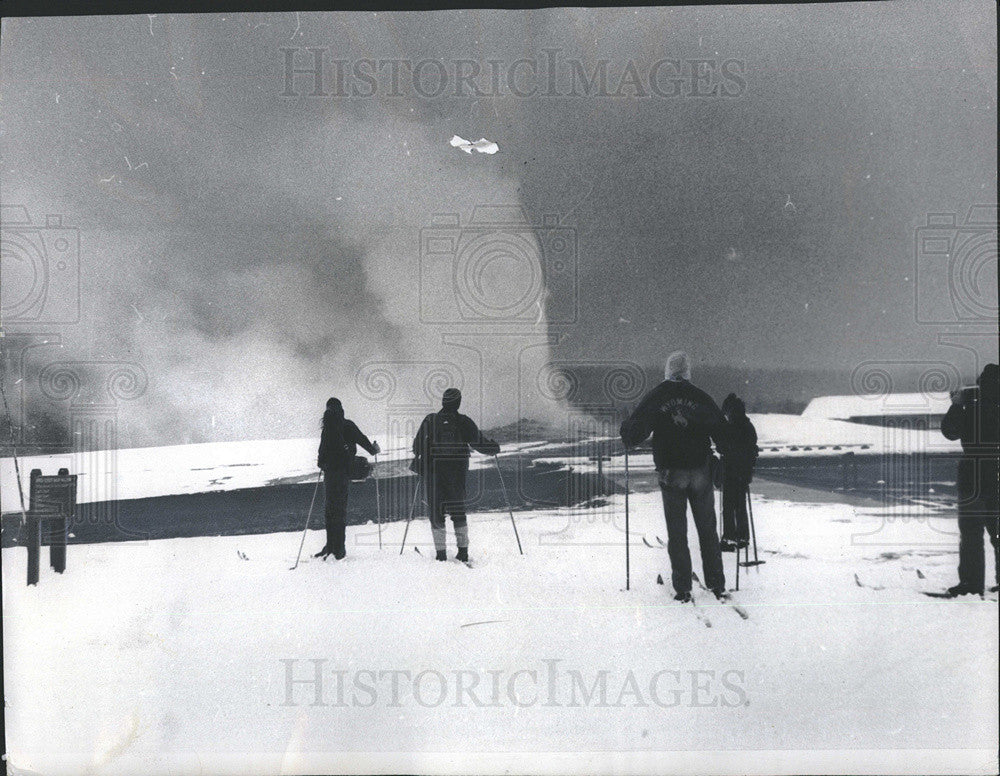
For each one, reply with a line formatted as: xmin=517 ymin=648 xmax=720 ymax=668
xmin=3 ymin=491 xmax=996 ymax=775
xmin=801 ymin=392 xmax=952 ymax=421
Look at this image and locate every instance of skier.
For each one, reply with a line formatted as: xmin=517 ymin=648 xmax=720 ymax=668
xmin=939 ymin=363 xmax=999 ymax=597
xmin=315 ymin=397 xmax=380 ymax=560
xmin=620 ymin=351 xmax=728 ymax=601
xmin=412 ymin=388 xmax=500 ymax=563
xmin=717 ymin=393 xmax=759 ymax=552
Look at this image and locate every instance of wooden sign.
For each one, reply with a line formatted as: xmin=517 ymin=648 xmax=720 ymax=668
xmin=26 ymin=468 xmax=77 ymax=585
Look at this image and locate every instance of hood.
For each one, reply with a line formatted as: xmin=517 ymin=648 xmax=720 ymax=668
xmin=324 ymin=397 xmax=345 ymax=423
xmin=979 ymin=363 xmax=999 ymax=401
xmin=442 ymin=387 xmax=462 ymax=411
xmin=722 ymin=393 xmax=746 ymax=419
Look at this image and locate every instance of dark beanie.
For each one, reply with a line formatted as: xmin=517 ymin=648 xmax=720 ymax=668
xmin=442 ymin=388 xmax=461 ymax=410
xmin=722 ymin=393 xmax=746 ymax=417
xmin=326 ymin=397 xmax=342 ymax=411
xmin=979 ymin=364 xmax=999 ymax=396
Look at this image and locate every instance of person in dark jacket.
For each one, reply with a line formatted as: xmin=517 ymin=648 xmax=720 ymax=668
xmin=940 ymin=363 xmax=999 ymax=596
xmin=718 ymin=393 xmax=759 ymax=552
xmin=315 ymin=397 xmax=379 ymax=560
xmin=620 ymin=351 xmax=728 ymax=600
xmin=412 ymin=388 xmax=500 ymax=563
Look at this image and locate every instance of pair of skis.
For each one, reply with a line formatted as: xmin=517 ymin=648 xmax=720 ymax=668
xmin=854 ymin=569 xmax=1000 ymax=600
xmin=922 ymin=589 xmax=999 ymax=600
xmin=289 ymin=455 xmax=386 ymax=571
xmin=855 ymin=572 xmax=998 ymax=600
xmin=414 ymin=545 xmax=473 ymax=568
xmin=656 ymin=571 xmax=750 ymax=622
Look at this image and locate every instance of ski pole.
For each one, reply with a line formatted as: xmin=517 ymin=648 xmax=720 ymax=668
xmin=372 ymin=453 xmax=382 ymax=550
xmin=715 ymin=475 xmax=722 ymax=537
xmin=399 ymin=477 xmax=421 ymax=555
xmin=493 ymin=455 xmax=523 ymax=555
xmin=290 ymin=471 xmax=323 ymax=570
xmin=747 ymin=487 xmax=759 ymax=569
xmin=0 ymin=374 xmax=29 ymax=527
xmin=735 ymin=528 xmax=740 ymax=591
xmin=624 ymin=447 xmax=630 ymax=591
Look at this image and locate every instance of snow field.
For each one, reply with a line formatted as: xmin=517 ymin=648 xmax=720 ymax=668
xmin=3 ymin=491 xmax=996 ymax=775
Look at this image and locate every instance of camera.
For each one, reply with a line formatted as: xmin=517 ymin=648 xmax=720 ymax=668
xmin=419 ymin=205 xmax=577 ymax=325
xmin=914 ymin=205 xmax=997 ymax=324
xmin=1 ymin=205 xmax=81 ymax=324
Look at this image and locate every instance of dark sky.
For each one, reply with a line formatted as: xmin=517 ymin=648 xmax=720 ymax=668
xmin=1 ymin=4 xmax=996 ymax=440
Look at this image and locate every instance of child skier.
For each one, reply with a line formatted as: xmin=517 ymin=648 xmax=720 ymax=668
xmin=717 ymin=393 xmax=759 ymax=552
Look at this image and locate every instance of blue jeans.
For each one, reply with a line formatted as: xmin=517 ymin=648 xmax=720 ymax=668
xmin=658 ymin=463 xmax=725 ymax=594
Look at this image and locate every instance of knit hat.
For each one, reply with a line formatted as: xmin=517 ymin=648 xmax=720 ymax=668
xmin=665 ymin=351 xmax=691 ymax=381
xmin=442 ymin=388 xmax=462 ymax=410
xmin=722 ymin=393 xmax=746 ymax=418
xmin=979 ymin=363 xmax=999 ymax=398
xmin=326 ymin=397 xmax=342 ymax=411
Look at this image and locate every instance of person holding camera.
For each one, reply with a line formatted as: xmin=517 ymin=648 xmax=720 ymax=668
xmin=620 ymin=351 xmax=729 ymax=601
xmin=940 ymin=363 xmax=999 ymax=597
xmin=315 ymin=397 xmax=380 ymax=561
xmin=411 ymin=388 xmax=500 ymax=563
xmin=717 ymin=393 xmax=759 ymax=552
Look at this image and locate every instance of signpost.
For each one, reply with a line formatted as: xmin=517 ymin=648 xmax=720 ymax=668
xmin=26 ymin=468 xmax=77 ymax=586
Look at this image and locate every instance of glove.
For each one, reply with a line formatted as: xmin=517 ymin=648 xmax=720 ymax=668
xmin=372 ymin=440 xmax=381 ymax=455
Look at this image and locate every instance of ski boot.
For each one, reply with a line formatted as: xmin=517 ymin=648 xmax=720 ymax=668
xmin=945 ymin=584 xmax=984 ymax=598
xmin=674 ymin=591 xmax=692 ymax=603
xmin=456 ymin=547 xmax=469 ymax=564
xmin=435 ymin=550 xmax=448 ymax=561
